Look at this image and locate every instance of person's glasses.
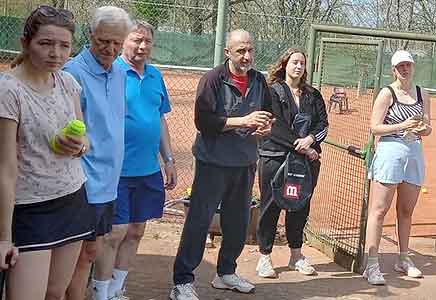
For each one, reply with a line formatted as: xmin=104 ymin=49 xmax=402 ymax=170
xmin=24 ymin=5 xmax=74 ymax=37
xmin=32 ymin=5 xmax=74 ymax=21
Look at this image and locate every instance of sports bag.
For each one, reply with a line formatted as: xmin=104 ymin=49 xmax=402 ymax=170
xmin=271 ymin=151 xmax=314 ymax=212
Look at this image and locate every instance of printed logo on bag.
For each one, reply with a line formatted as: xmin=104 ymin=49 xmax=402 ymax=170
xmin=283 ymin=183 xmax=301 ymax=200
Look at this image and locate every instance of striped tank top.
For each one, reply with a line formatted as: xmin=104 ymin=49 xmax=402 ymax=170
xmin=384 ymin=85 xmax=423 ymax=139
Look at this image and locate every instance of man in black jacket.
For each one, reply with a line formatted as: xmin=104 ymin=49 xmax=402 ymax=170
xmin=170 ymin=29 xmax=273 ymax=300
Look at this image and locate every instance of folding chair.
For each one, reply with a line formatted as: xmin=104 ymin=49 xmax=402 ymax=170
xmin=328 ymin=86 xmax=349 ymax=113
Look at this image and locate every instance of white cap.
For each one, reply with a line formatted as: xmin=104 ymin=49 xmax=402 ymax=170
xmin=391 ymin=50 xmax=414 ymax=67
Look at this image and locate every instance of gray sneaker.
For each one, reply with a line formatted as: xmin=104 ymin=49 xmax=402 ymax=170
xmin=256 ymin=254 xmax=277 ymax=278
xmin=211 ymin=273 xmax=255 ymax=293
xmin=169 ymin=283 xmax=199 ymax=300
xmin=289 ymin=257 xmax=316 ymax=275
xmin=363 ymin=263 xmax=386 ymax=285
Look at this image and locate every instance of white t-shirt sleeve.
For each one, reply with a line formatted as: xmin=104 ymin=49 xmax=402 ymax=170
xmin=0 ymin=75 xmax=20 ymax=123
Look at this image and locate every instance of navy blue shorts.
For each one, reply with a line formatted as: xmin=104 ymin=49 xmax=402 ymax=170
xmin=113 ymin=172 xmax=165 ymax=225
xmin=13 ymin=185 xmax=94 ymax=252
xmin=87 ymin=201 xmax=115 ymax=240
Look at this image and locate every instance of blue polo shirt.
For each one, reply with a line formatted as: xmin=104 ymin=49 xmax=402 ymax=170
xmin=64 ymin=47 xmax=126 ymax=204
xmin=114 ymin=57 xmax=171 ymax=177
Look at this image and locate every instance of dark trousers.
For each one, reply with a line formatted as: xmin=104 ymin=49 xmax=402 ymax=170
xmin=257 ymin=155 xmax=320 ymax=254
xmin=173 ymin=160 xmax=256 ymax=284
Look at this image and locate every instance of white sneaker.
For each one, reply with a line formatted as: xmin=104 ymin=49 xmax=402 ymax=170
xmin=109 ymin=289 xmax=129 ymax=300
xmin=363 ymin=263 xmax=386 ymax=285
xmin=169 ymin=283 xmax=199 ymax=300
xmin=289 ymin=257 xmax=316 ymax=275
xmin=211 ymin=273 xmax=255 ymax=293
xmin=394 ymin=256 xmax=423 ymax=278
xmin=256 ymin=254 xmax=277 ymax=278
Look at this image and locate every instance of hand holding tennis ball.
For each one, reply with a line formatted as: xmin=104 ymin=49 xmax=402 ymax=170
xmin=50 ymin=120 xmax=87 ymax=155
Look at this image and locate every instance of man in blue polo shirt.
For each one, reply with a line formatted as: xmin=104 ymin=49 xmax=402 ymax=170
xmin=63 ymin=6 xmax=133 ymax=300
xmin=102 ymin=20 xmax=177 ymax=299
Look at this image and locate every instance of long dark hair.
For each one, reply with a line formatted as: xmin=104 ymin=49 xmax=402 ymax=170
xmin=267 ymin=48 xmax=308 ymax=92
xmin=11 ymin=5 xmax=75 ymax=68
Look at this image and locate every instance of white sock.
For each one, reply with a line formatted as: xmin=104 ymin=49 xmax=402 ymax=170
xmin=108 ymin=268 xmax=129 ymax=298
xmin=91 ymin=279 xmax=110 ymax=300
xmin=367 ymin=256 xmax=379 ymax=266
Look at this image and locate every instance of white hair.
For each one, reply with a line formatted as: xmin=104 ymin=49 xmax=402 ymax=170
xmin=90 ymin=6 xmax=133 ymax=33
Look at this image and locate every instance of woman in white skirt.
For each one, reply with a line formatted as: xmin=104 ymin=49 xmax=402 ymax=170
xmin=364 ymin=50 xmax=432 ymax=285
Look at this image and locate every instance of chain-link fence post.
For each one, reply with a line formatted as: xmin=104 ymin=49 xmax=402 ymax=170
xmin=213 ymin=0 xmax=227 ymax=67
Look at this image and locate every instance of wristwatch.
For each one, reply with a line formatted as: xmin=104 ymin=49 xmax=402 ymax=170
xmin=164 ymin=156 xmax=176 ymax=164
xmin=74 ymin=144 xmax=88 ymax=158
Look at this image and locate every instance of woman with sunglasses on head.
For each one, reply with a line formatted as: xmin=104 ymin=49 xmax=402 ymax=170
xmin=0 ymin=5 xmax=94 ymax=300
xmin=364 ymin=50 xmax=431 ymax=285
xmin=255 ymin=49 xmax=328 ymax=278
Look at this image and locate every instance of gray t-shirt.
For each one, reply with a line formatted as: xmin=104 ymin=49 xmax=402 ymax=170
xmin=0 ymin=71 xmax=86 ymax=205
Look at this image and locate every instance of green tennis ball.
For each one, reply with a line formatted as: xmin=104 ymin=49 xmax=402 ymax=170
xmin=50 ymin=119 xmax=86 ymax=154
xmin=49 ymin=136 xmax=62 ymax=154
xmin=63 ymin=120 xmax=86 ymax=136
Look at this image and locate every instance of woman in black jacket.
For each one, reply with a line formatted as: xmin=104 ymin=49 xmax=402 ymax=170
xmin=256 ymin=48 xmax=328 ymax=278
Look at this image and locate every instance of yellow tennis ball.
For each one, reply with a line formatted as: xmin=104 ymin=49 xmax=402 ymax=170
xmin=422 ymin=187 xmax=428 ymax=194
xmin=50 ymin=120 xmax=86 ymax=154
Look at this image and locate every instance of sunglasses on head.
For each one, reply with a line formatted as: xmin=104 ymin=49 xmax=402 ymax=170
xmin=24 ymin=5 xmax=74 ymax=37
xmin=34 ymin=5 xmax=74 ymax=20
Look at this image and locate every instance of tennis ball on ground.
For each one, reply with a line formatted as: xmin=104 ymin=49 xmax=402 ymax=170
xmin=421 ymin=187 xmax=428 ymax=194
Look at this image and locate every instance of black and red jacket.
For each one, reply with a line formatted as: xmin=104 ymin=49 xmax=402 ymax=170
xmin=192 ymin=60 xmax=272 ymax=167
